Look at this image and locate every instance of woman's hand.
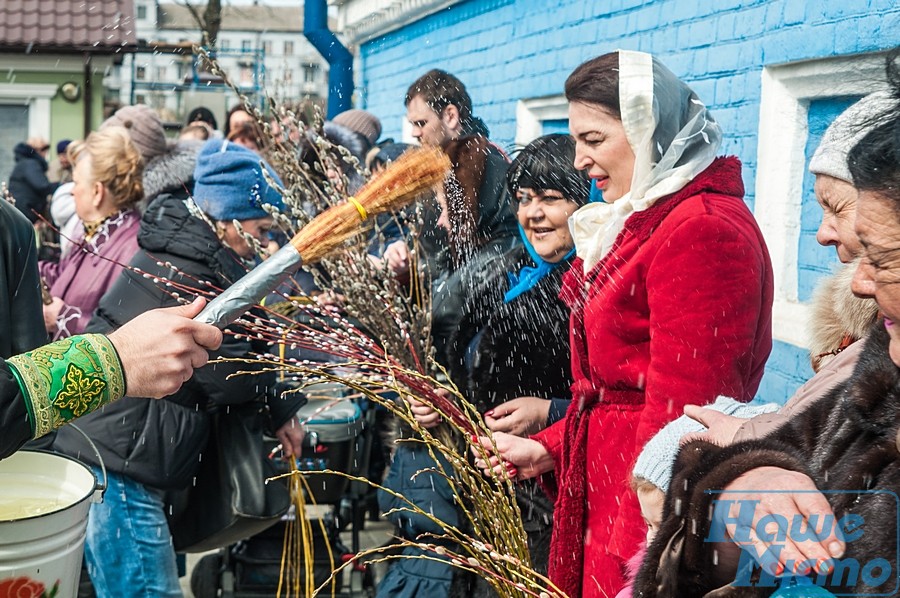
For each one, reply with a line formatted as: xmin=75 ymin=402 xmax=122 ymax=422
xmin=312 ymin=290 xmax=345 ymax=313
xmin=275 ymin=416 xmax=305 ymax=457
xmin=383 ymin=241 xmax=411 ymax=278
xmin=43 ymin=296 xmax=64 ymax=333
xmin=681 ymin=404 xmax=744 ymax=446
xmin=406 ymin=395 xmax=442 ymax=429
xmin=717 ymin=466 xmax=844 ymax=576
xmin=471 ymin=432 xmax=555 ymax=481
xmin=484 ymin=396 xmax=551 ymax=436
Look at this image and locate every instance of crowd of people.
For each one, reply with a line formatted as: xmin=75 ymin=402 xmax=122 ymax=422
xmin=2 ymin=45 xmax=900 ymax=598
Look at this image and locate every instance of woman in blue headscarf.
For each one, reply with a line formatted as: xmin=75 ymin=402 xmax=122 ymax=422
xmin=450 ymin=134 xmax=590 ymax=438
xmin=444 ymin=133 xmax=590 ymax=597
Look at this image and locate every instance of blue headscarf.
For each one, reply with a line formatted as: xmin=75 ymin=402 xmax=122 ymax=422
xmin=501 ymin=133 xmax=595 ymax=303
xmin=504 ymin=225 xmax=576 ymax=303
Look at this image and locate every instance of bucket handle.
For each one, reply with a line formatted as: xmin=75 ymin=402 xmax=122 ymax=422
xmin=68 ymin=423 xmax=107 ymax=503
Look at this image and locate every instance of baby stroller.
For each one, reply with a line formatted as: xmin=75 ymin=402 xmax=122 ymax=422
xmin=190 ymin=390 xmax=378 ymax=597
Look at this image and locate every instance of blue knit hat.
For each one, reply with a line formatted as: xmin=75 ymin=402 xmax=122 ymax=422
xmin=192 ymin=139 xmax=284 ymax=221
xmin=632 ymin=396 xmax=780 ymax=493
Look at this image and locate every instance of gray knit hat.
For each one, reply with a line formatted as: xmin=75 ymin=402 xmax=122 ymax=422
xmin=332 ymin=109 xmax=382 ymax=147
xmin=808 ymin=91 xmax=895 ymax=184
xmin=100 ymin=104 xmax=168 ymax=161
xmin=632 ymin=396 xmax=780 ymax=493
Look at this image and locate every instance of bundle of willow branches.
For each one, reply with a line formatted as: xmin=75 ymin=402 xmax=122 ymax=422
xmin=172 ymin=49 xmax=570 ymax=598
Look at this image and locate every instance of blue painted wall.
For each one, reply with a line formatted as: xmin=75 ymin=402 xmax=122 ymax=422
xmin=355 ymin=0 xmax=900 ymax=404
xmin=755 ymin=97 xmax=863 ymax=404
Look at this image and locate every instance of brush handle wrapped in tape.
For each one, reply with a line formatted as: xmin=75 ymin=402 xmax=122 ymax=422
xmin=195 ymin=244 xmax=302 ymax=327
xmin=194 ymin=147 xmax=451 ymax=328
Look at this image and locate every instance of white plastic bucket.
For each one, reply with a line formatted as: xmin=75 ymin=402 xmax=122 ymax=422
xmin=0 ymin=450 xmax=103 ymax=598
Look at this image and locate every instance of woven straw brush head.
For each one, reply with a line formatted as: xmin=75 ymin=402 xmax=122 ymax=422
xmin=290 ymin=146 xmax=450 ymax=263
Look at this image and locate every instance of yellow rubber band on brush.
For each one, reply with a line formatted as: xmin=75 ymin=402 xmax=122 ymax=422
xmin=347 ymin=196 xmax=367 ymax=221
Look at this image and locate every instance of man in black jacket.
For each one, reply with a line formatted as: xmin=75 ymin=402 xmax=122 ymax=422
xmin=8 ymin=138 xmax=59 ymax=223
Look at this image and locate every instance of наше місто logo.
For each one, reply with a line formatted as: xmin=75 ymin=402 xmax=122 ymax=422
xmin=705 ymin=490 xmax=900 ymax=596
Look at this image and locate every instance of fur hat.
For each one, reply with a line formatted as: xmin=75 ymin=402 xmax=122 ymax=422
xmin=331 ymin=109 xmax=382 ymax=146
xmin=192 ymin=139 xmax=284 ymax=221
xmin=808 ymin=91 xmax=894 ymax=183
xmin=632 ymin=396 xmax=780 ymax=493
xmin=101 ymin=105 xmax=168 ymax=161
xmin=808 ymin=258 xmax=879 ymax=371
xmin=142 ymin=138 xmax=203 ymax=206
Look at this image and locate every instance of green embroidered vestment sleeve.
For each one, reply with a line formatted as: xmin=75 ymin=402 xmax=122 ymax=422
xmin=6 ymin=334 xmax=126 ymax=438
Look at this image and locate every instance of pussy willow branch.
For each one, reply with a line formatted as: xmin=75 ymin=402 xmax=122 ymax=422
xmin=192 ymin=47 xmax=560 ymax=598
xmin=224 ymin=357 xmax=565 ymax=598
xmin=268 ymin=466 xmax=566 ymax=598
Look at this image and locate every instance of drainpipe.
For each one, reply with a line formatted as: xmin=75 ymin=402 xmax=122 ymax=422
xmin=303 ymin=0 xmax=353 ymax=118
xmin=82 ymin=53 xmax=93 ymax=136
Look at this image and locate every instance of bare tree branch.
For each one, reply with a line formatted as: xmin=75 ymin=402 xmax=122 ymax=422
xmin=178 ymin=0 xmax=221 ymax=48
xmin=203 ymin=0 xmax=222 ymax=48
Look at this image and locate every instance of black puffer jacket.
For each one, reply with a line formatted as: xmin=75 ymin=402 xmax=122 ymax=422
xmin=0 ymin=200 xmax=46 ymax=359
xmin=54 ymin=193 xmax=302 ymax=489
xmin=8 ymin=142 xmax=58 ymax=223
xmin=430 ymin=136 xmax=520 ymax=367
xmin=447 ymin=246 xmax=572 ymax=414
xmin=446 ymin=248 xmax=573 ymax=598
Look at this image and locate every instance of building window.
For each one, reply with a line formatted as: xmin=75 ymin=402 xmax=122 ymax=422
xmin=303 ymin=64 xmax=319 ymax=83
xmin=283 ymin=69 xmax=293 ymax=83
xmin=263 ymin=41 xmax=272 ymax=56
xmin=242 ymin=40 xmax=251 ymax=52
xmin=240 ymin=66 xmax=252 ymax=84
xmin=284 ymin=41 xmax=294 ymax=56
xmin=515 ymin=95 xmax=568 ymax=147
xmin=156 ymin=66 xmax=167 ymax=80
xmin=220 ymin=38 xmax=230 ymax=51
xmin=136 ymin=4 xmax=147 ymax=19
xmin=136 ymin=66 xmax=146 ymax=80
xmin=136 ymin=94 xmax=146 ymax=104
xmin=541 ymin=118 xmax=569 ymax=135
xmin=754 ymin=54 xmax=887 ymax=348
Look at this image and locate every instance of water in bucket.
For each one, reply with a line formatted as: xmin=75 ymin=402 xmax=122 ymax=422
xmin=0 ymin=451 xmax=100 ymax=598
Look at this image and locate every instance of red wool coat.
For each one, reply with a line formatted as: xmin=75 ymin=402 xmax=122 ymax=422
xmin=533 ymin=157 xmax=773 ymax=597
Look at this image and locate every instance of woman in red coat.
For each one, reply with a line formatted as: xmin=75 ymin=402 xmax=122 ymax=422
xmin=476 ymin=50 xmax=774 ymax=597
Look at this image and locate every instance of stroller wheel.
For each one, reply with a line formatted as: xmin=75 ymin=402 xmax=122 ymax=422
xmin=191 ymin=553 xmax=223 ymax=598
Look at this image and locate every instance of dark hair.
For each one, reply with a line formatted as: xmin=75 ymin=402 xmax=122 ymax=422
xmin=367 ymin=141 xmax=412 ymax=171
xmin=564 ymin=52 xmax=621 ymax=117
xmin=848 ymin=50 xmax=900 ymax=205
xmin=224 ymin=104 xmax=252 ymax=137
xmin=227 ymin=121 xmax=266 ymax=150
xmin=187 ymin=106 xmax=218 ymax=129
xmin=507 ymin=134 xmax=591 ymax=206
xmin=405 ymin=69 xmax=473 ymax=125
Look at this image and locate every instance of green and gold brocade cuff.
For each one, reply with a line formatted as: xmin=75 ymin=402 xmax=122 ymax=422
xmin=7 ymin=334 xmax=125 ymax=438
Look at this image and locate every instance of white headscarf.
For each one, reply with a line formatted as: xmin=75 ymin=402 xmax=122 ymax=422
xmin=569 ymin=50 xmax=722 ymax=272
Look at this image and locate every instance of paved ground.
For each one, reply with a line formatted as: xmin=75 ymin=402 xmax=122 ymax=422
xmin=180 ymin=509 xmax=394 ymax=597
